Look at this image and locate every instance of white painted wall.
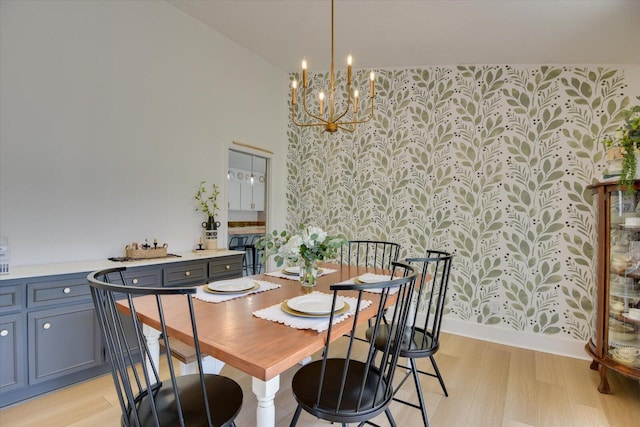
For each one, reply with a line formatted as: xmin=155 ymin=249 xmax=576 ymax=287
xmin=0 ymin=0 xmax=289 ymax=266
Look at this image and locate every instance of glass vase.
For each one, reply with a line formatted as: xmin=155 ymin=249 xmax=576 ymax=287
xmin=299 ymin=260 xmax=319 ymax=287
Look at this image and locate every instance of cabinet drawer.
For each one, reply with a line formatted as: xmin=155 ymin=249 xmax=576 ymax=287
xmin=105 ymin=267 xmax=162 ymax=287
xmin=0 ymin=284 xmax=24 ymax=314
xmin=208 ymin=255 xmax=243 ymax=280
xmin=27 ymin=276 xmax=91 ymax=308
xmin=163 ymin=262 xmax=208 ymax=287
xmin=28 ymin=303 xmax=102 ymax=384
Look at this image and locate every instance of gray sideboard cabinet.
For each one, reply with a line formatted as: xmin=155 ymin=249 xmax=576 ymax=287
xmin=0 ymin=283 xmax=25 ymax=394
xmin=0 ymin=251 xmax=244 ymax=408
xmin=1 ymin=273 xmax=107 ymax=408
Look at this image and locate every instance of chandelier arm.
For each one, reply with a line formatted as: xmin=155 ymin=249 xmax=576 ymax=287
xmin=323 ymin=78 xmax=352 ymax=124
xmin=338 ymin=114 xmax=374 ymax=126
xmin=291 ymin=105 xmax=331 ymax=128
xmin=337 ymin=123 xmax=356 ymax=132
xmin=333 ymin=98 xmax=375 ymax=126
xmin=291 ymin=107 xmax=330 ymax=128
xmin=295 ymin=122 xmax=332 ymax=128
xmin=332 ymin=99 xmax=352 ymax=123
xmin=349 ymin=109 xmax=375 ymax=125
xmin=300 ymin=86 xmax=329 ymax=124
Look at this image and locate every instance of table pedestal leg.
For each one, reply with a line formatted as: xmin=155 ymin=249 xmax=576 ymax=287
xmin=201 ymin=355 xmax=225 ymax=374
xmin=252 ymin=375 xmax=280 ymax=427
xmin=299 ymin=356 xmax=312 ymax=365
xmin=178 ymin=356 xmax=224 ymax=375
xmin=142 ymin=325 xmax=160 ymax=381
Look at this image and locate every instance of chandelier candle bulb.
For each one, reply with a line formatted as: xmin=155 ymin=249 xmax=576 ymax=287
xmin=347 ymin=55 xmax=352 ymax=85
xmin=291 ymin=80 xmax=297 ymax=105
xmin=319 ymin=92 xmax=324 ymax=115
xmin=353 ymin=89 xmax=359 ymax=113
xmin=302 ymin=59 xmax=307 ymax=87
xmin=370 ymin=71 xmax=375 ymax=98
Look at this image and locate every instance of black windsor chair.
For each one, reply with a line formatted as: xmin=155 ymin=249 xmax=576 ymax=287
xmin=228 ymin=236 xmax=249 ymax=275
xmin=340 ymin=240 xmax=401 ymax=269
xmin=340 ymin=240 xmax=402 ymax=342
xmin=245 ymin=235 xmax=264 ymax=275
xmin=289 ymin=262 xmax=418 ymax=427
xmin=228 ymin=236 xmax=247 ymax=251
xmin=366 ymin=250 xmax=453 ymax=427
xmin=88 ymin=267 xmax=243 ymax=427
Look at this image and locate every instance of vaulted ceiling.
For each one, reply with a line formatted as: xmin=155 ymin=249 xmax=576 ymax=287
xmin=167 ymin=0 xmax=640 ymax=72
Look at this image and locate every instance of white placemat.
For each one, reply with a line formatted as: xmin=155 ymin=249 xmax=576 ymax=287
xmin=193 ymin=279 xmax=280 ymax=303
xmin=336 ymin=273 xmax=399 ymax=294
xmin=265 ymin=267 xmax=338 ymax=281
xmin=252 ymin=291 xmax=372 ymax=333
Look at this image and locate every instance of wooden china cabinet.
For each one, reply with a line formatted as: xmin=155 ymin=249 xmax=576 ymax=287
xmin=587 ymin=181 xmax=640 ymax=393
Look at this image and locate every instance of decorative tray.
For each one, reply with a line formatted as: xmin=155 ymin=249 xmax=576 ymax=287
xmin=125 ymin=244 xmax=168 ymax=259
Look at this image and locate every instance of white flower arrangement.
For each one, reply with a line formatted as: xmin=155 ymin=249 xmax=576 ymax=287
xmin=257 ymin=225 xmax=344 ymax=268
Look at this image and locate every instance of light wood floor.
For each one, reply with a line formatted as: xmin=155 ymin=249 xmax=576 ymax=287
xmin=1 ymin=333 xmax=639 ymax=426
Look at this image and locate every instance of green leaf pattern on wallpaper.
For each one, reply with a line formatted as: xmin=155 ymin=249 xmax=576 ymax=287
xmin=287 ymin=66 xmax=629 ymax=338
xmin=559 ymin=68 xmax=628 ymax=340
xmin=501 ymin=66 xmax=564 ymax=333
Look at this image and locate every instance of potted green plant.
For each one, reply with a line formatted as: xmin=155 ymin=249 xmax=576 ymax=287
xmin=195 ymin=181 xmax=221 ymax=231
xmin=602 ymin=97 xmax=640 ymax=188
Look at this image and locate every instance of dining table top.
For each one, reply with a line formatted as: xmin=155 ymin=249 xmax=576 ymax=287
xmin=123 ymin=262 xmax=392 ymax=381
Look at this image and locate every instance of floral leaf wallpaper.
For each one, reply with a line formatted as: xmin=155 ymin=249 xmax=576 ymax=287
xmin=287 ymin=65 xmax=629 ymax=341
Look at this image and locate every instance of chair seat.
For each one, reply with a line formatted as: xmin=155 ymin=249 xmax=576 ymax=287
xmin=291 ymin=359 xmax=392 ymax=423
xmin=128 ymin=374 xmax=243 ymax=427
xmin=366 ymin=325 xmax=440 ymax=357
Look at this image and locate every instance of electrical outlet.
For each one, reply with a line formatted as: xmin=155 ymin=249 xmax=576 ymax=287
xmin=489 ymin=301 xmax=500 ymax=313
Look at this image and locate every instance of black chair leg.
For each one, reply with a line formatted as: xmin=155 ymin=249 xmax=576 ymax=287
xmin=410 ymin=358 xmax=429 ymax=427
xmin=290 ymin=405 xmax=302 ymax=426
xmin=429 ymin=355 xmax=448 ymax=397
xmin=385 ymin=407 xmax=397 ymax=427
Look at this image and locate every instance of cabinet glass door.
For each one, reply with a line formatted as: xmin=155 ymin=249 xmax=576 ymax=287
xmin=608 ymin=190 xmax=640 ymax=367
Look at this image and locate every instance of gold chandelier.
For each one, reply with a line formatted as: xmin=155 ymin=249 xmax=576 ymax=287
xmin=290 ymin=0 xmax=375 ymax=133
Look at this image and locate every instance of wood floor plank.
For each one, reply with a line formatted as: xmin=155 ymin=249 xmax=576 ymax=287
xmin=567 ymin=403 xmax=610 ymax=427
xmin=535 ymin=349 xmax=566 ymax=386
xmin=503 ymin=346 xmax=537 ymax=426
xmin=467 ymin=345 xmax=510 ymax=426
xmin=536 ymin=380 xmax=574 ymax=426
xmin=428 ymin=336 xmax=487 ymax=426
xmin=1 ymin=333 xmax=638 ymax=426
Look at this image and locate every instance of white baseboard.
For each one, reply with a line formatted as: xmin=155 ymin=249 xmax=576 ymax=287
xmin=439 ymin=316 xmax=591 ymax=361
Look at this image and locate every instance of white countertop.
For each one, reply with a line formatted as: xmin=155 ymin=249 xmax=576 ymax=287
xmin=0 ymin=250 xmax=245 ymax=281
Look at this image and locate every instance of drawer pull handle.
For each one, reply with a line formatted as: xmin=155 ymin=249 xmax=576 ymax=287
xmin=185 ymin=271 xmax=191 ymax=277
xmin=132 ymin=278 xmax=139 ymax=285
xmin=43 ymin=323 xmax=51 ymax=330
xmin=0 ymin=330 xmax=8 ymax=337
xmin=225 ymin=265 xmax=231 ymax=270
xmin=63 ymin=287 xmax=71 ymax=294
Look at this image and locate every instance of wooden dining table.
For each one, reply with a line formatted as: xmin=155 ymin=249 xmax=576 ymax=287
xmin=124 ymin=262 xmax=393 ymax=427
